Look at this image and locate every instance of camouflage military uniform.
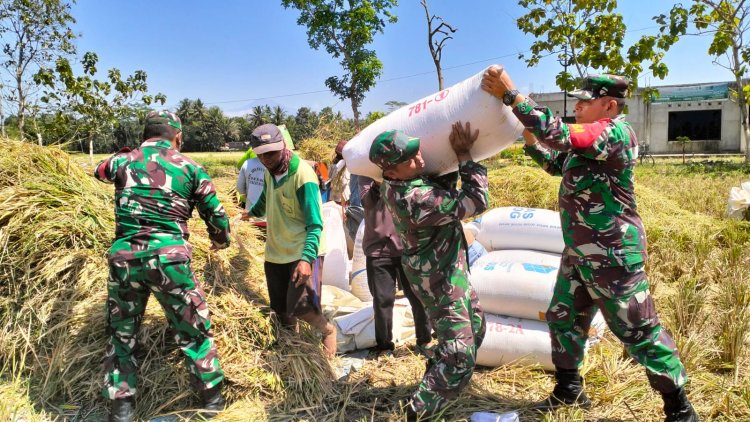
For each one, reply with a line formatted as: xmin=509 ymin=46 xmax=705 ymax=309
xmin=514 ymin=85 xmax=687 ymax=393
xmin=95 ymin=112 xmax=229 ymax=400
xmin=372 ymin=130 xmax=488 ymax=413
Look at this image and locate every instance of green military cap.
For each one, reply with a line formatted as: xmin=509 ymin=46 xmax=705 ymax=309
xmin=368 ymin=130 xmax=420 ymax=169
xmin=145 ymin=110 xmax=182 ymax=130
xmin=568 ymin=74 xmax=630 ymax=100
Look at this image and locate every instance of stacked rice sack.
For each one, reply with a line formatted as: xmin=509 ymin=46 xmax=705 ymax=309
xmin=467 ymin=207 xmax=607 ymax=370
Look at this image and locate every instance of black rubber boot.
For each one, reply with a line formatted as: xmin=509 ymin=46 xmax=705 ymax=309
xmin=404 ymin=401 xmax=430 ymax=421
xmin=663 ymin=387 xmax=699 ymax=422
xmin=197 ymin=382 xmax=226 ymax=420
xmin=109 ymin=397 xmax=135 ymax=422
xmin=531 ymin=367 xmax=592 ymax=411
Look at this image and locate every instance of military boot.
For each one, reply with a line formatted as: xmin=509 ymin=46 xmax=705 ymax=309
xmin=197 ymin=382 xmax=226 ymax=420
xmin=531 ymin=367 xmax=592 ymax=411
xmin=108 ymin=397 xmax=135 ymax=422
xmin=404 ymin=401 xmax=431 ymax=421
xmin=663 ymin=387 xmax=699 ymax=422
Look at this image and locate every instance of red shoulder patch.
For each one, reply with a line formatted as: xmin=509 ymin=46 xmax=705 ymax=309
xmin=96 ymin=159 xmax=109 ymax=180
xmin=568 ymin=119 xmax=610 ymax=149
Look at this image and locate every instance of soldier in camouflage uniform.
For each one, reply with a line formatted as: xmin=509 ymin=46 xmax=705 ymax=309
xmin=368 ymin=123 xmax=487 ymax=419
xmin=482 ymin=67 xmax=698 ymax=422
xmin=95 ymin=111 xmax=230 ymax=422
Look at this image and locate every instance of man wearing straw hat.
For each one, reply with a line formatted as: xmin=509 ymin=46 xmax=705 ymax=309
xmin=482 ymin=68 xmax=698 ymax=422
xmin=369 ymin=122 xmax=487 ymax=419
xmin=245 ymin=123 xmax=337 ymax=358
xmin=94 ymin=110 xmax=230 ymax=421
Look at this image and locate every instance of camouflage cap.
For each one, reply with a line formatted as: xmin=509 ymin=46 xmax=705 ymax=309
xmin=145 ymin=110 xmax=182 ymax=130
xmin=568 ymin=74 xmax=630 ymax=100
xmin=368 ymin=130 xmax=420 ymax=169
xmin=250 ymin=123 xmax=285 ymax=154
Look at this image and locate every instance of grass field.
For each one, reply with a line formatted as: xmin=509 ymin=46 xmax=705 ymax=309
xmin=3 ymin=142 xmax=750 ymax=421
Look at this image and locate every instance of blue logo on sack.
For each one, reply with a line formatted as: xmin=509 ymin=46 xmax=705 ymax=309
xmin=522 ymin=263 xmax=556 ymax=274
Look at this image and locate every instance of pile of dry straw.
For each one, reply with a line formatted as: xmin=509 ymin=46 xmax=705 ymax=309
xmin=1 ymin=140 xmax=750 ymax=421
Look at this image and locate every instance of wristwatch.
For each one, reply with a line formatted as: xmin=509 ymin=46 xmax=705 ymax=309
xmin=502 ymin=89 xmax=520 ymax=106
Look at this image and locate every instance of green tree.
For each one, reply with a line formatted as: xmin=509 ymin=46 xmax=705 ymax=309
xmin=202 ymin=106 xmax=236 ymax=151
xmin=272 ymin=105 xmax=286 ymax=125
xmin=282 ymin=115 xmax=298 ymax=142
xmin=34 ymin=52 xmax=166 ymax=153
xmin=176 ymin=98 xmax=207 ymax=125
xmin=112 ymin=113 xmax=146 ymax=151
xmin=654 ymin=0 xmax=750 ymax=162
xmin=176 ymin=98 xmax=211 ymax=152
xmin=248 ymin=105 xmax=271 ymax=128
xmin=516 ymin=0 xmax=672 ymax=94
xmin=232 ymin=116 xmax=253 ymax=142
xmin=0 ymin=0 xmax=76 ymax=141
xmin=363 ymin=110 xmax=386 ymax=126
xmin=293 ymin=106 xmax=318 ymax=143
xmin=675 ymin=135 xmax=692 ymax=164
xmin=281 ymin=0 xmax=397 ymax=128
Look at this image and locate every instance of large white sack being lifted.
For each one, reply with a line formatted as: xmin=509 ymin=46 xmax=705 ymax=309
xmin=342 ymin=65 xmax=524 ymax=180
xmin=475 ymin=207 xmax=564 ymax=254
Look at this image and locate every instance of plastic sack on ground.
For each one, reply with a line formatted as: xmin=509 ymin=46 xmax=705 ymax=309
xmin=350 ymin=221 xmax=373 ymax=302
xmin=342 ymin=65 xmax=524 ymax=181
xmin=476 ymin=312 xmax=606 ymax=370
xmin=727 ymin=181 xmax=750 ymax=220
xmin=475 ymin=207 xmax=564 ymax=253
xmin=321 ymin=285 xmax=366 ymax=318
xmin=470 ymin=250 xmax=561 ymax=320
xmin=334 ymin=298 xmax=416 ymax=353
xmin=321 ymin=202 xmax=350 ymax=291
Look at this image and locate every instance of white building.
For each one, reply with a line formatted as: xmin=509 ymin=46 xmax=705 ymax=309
xmin=529 ymin=81 xmax=744 ymax=154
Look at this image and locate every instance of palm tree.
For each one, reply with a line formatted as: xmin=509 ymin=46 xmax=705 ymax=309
xmin=248 ymin=105 xmax=267 ymax=128
xmin=204 ymin=106 xmax=235 ymax=151
xmin=272 ymin=105 xmax=286 ymax=125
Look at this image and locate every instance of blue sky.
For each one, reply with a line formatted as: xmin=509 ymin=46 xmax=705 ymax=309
xmin=70 ymin=1 xmax=719 ymax=118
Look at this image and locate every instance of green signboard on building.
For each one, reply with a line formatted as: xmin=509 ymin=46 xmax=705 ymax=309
xmin=651 ymin=83 xmax=729 ymax=103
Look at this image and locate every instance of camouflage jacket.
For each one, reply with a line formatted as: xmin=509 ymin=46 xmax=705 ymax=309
xmin=382 ymin=160 xmax=489 ymax=276
xmin=94 ymin=139 xmax=230 ymax=262
xmin=514 ymin=99 xmax=647 ymax=267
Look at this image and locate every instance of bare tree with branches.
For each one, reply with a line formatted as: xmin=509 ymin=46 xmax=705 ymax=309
xmin=421 ymin=0 xmax=457 ymax=90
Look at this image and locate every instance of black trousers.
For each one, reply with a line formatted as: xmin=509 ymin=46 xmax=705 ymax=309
xmin=366 ymin=256 xmax=432 ymax=350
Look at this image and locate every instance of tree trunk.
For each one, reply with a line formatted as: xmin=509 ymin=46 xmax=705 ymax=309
xmin=350 ymin=85 xmax=360 ymax=129
xmin=32 ymin=117 xmax=42 ymax=146
xmin=436 ymin=61 xmax=444 ymax=91
xmin=16 ymin=76 xmax=25 ymax=140
xmin=0 ymin=98 xmax=5 ymax=138
xmin=732 ymin=44 xmax=750 ymax=162
xmin=89 ymin=139 xmax=94 ymax=167
xmin=351 ymin=99 xmax=360 ymax=129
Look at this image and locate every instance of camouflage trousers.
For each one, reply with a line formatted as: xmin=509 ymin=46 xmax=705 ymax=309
xmin=102 ymin=254 xmax=224 ymax=400
xmin=546 ymin=261 xmax=687 ymax=393
xmin=405 ymin=265 xmax=486 ymax=413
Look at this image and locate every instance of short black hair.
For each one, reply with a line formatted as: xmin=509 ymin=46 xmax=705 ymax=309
xmin=143 ymin=123 xmax=180 ymax=141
